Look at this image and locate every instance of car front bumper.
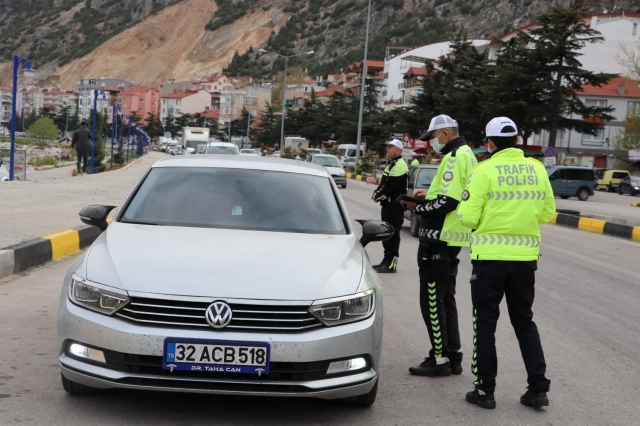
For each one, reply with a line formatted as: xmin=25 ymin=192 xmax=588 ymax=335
xmin=332 ymin=176 xmax=347 ymax=185
xmin=58 ymin=297 xmax=382 ymax=399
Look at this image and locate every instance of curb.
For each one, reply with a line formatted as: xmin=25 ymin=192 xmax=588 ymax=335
xmin=551 ymin=212 xmax=640 ymax=242
xmin=632 ymin=202 xmax=640 ymax=207
xmin=0 ymin=225 xmax=103 ymax=280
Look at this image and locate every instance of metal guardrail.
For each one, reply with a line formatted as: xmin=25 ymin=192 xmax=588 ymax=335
xmin=0 ymin=149 xmax=26 ymax=181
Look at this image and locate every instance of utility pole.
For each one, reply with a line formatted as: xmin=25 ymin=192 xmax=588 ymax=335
xmin=355 ymin=0 xmax=373 ymax=162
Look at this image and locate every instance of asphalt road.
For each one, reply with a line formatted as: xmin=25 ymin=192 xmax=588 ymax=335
xmin=555 ymin=190 xmax=640 ymax=226
xmin=0 ymin=178 xmax=639 ymax=425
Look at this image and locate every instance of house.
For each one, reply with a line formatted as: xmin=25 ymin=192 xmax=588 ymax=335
xmin=121 ymin=86 xmax=160 ymax=120
xmin=160 ymin=89 xmax=212 ymax=121
xmin=193 ymin=73 xmax=235 ymax=93
xmin=283 ymin=83 xmax=326 ymax=110
xmin=531 ymin=76 xmax=640 ymax=168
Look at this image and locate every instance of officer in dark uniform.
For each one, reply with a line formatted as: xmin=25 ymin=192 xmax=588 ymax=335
xmin=371 ymin=139 xmax=408 ymax=273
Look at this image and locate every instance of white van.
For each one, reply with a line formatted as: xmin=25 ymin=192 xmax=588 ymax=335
xmin=337 ymin=144 xmax=366 ymax=161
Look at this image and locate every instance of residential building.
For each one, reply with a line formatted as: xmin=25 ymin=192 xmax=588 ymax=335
xmin=160 ymin=89 xmax=212 ymax=121
xmin=284 ymin=83 xmax=326 ymax=110
xmin=41 ymin=88 xmax=78 ymax=115
xmin=529 ymin=76 xmax=640 ymax=168
xmin=76 ymin=78 xmax=133 ymax=120
xmin=160 ymin=79 xmax=196 ymax=96
xmin=17 ymin=87 xmax=43 ymax=116
xmin=486 ymin=12 xmax=640 ymax=76
xmin=193 ymin=73 xmax=235 ymax=92
xmin=121 ymin=86 xmax=160 ymax=120
xmin=0 ymin=87 xmax=12 ymax=128
xmin=381 ymin=40 xmax=490 ymax=110
xmin=219 ymin=84 xmax=273 ymax=124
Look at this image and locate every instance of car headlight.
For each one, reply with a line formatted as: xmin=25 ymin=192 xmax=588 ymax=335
xmin=69 ymin=274 xmax=129 ymax=316
xmin=309 ymin=289 xmax=375 ymax=326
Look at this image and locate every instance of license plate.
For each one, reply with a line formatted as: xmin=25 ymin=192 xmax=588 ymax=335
xmin=162 ymin=339 xmax=270 ymax=376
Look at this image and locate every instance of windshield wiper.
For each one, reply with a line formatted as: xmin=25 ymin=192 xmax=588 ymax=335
xmin=120 ymin=219 xmax=161 ymax=226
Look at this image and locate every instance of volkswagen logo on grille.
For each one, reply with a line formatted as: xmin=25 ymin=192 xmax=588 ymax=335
xmin=205 ymin=301 xmax=233 ymax=329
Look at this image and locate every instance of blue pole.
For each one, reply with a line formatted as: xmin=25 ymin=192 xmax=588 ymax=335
xmin=110 ymin=104 xmax=115 ymax=169
xmin=126 ymin=122 xmax=130 ymax=164
xmin=91 ymin=89 xmax=98 ymax=174
xmin=118 ymin=114 xmax=124 ymax=165
xmin=9 ymin=55 xmax=18 ymax=181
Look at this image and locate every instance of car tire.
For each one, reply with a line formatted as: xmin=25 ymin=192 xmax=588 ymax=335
xmin=560 ymin=196 xmax=569 ymax=199
xmin=577 ymin=188 xmax=590 ymax=201
xmin=341 ymin=183 xmax=347 ymax=188
xmin=410 ymin=212 xmax=419 ymax=237
xmin=61 ymin=373 xmax=102 ymax=395
xmin=618 ymin=186 xmax=623 ymax=195
xmin=338 ymin=379 xmax=378 ymax=408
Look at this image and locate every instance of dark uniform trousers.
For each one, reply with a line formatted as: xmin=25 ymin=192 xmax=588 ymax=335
xmin=381 ymin=204 xmax=404 ymax=263
xmin=76 ymin=148 xmax=90 ymax=173
xmin=470 ymin=260 xmax=550 ymax=393
xmin=418 ymin=243 xmax=462 ymax=362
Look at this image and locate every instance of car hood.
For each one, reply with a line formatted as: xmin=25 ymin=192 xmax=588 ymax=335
xmin=325 ymin=166 xmax=345 ymax=176
xmin=84 ymin=223 xmax=364 ymax=301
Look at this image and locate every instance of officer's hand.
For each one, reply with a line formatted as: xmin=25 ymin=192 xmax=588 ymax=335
xmin=399 ymin=200 xmax=416 ymax=211
xmin=372 ymin=191 xmax=378 ymax=201
xmin=412 ymin=189 xmax=427 ymax=198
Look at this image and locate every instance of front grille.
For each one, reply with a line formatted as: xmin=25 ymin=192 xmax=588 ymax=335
xmin=116 ymin=296 xmax=323 ymax=332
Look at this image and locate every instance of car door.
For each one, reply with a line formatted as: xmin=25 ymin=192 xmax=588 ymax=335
xmin=619 ymin=176 xmax=630 ymax=193
xmin=548 ymin=168 xmax=567 ymax=196
xmin=405 ymin=167 xmax=419 ymax=220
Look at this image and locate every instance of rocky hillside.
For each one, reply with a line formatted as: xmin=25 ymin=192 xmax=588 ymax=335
xmin=1 ymin=0 xmax=640 ymax=89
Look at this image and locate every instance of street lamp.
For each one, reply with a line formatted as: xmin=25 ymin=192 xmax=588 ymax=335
xmin=90 ymin=90 xmax=107 ymax=174
xmin=259 ymin=48 xmax=314 ymax=150
xmin=355 ymin=0 xmax=372 ymax=162
xmin=9 ymin=54 xmax=35 ymax=181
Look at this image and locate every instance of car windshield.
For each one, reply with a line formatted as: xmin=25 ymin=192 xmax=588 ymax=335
xmin=185 ymin=140 xmax=204 ymax=149
xmin=206 ymin=146 xmax=239 ymax=155
xmin=417 ymin=168 xmax=437 ymax=187
xmin=121 ymin=167 xmax=347 ymax=234
xmin=631 ymin=176 xmax=640 ymax=183
xmin=313 ymin=156 xmax=341 ymax=167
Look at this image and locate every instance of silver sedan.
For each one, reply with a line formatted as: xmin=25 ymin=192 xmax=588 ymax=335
xmin=57 ymin=155 xmax=392 ymax=406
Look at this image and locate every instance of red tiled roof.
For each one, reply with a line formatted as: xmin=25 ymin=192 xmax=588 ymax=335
xmin=200 ymin=109 xmax=220 ymax=119
xmin=317 ymin=86 xmax=348 ymax=97
xmin=121 ymin=85 xmax=159 ymax=96
xmin=580 ymin=76 xmax=640 ymax=98
xmin=162 ymin=89 xmax=206 ymax=99
xmin=403 ymin=67 xmax=427 ymax=79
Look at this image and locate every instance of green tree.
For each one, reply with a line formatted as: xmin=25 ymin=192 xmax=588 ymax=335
xmin=256 ymin=101 xmax=281 ymax=147
xmin=38 ymin=106 xmax=57 ymax=120
xmin=144 ymin=113 xmax=163 ymax=138
xmin=516 ymin=1 xmax=616 ymax=146
xmin=27 ymin=117 xmax=58 ymax=147
xmin=613 ymin=115 xmax=640 ymax=151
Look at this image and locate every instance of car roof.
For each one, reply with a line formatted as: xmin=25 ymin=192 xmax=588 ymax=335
xmin=152 ymin=155 xmax=331 ymax=177
xmin=206 ymin=142 xmax=236 ymax=147
xmin=311 ymin=154 xmax=337 ymax=158
xmin=411 ymin=164 xmax=439 ymax=169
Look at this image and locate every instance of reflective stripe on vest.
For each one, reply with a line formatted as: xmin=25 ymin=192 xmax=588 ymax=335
xmin=471 ymin=234 xmax=541 ymax=247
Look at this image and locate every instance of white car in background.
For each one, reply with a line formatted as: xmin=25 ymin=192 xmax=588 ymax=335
xmin=240 ymin=149 xmax=259 ymax=156
xmin=204 ymin=142 xmax=240 ymax=155
xmin=0 ymin=158 xmax=9 ymax=181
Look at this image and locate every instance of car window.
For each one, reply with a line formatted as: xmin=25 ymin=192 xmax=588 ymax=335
xmin=408 ymin=168 xmax=419 ymax=186
xmin=596 ymin=170 xmax=607 ymax=179
xmin=312 ymin=156 xmax=341 ymax=167
xmin=416 ymin=168 xmax=437 ymax=187
xmin=206 ymin=146 xmax=239 ymax=155
xmin=629 ymin=176 xmax=640 ymax=183
xmin=566 ymin=169 xmax=594 ymax=181
xmin=549 ymin=169 xmax=565 ymax=180
xmin=612 ymin=172 xmax=629 ymax=179
xmin=121 ymin=168 xmax=347 ymax=235
xmin=240 ymin=149 xmax=255 ymax=154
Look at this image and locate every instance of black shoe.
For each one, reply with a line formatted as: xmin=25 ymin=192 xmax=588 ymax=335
xmin=372 ymin=261 xmax=387 ymax=269
xmin=449 ymin=353 xmax=463 ymax=375
xmin=520 ymin=389 xmax=549 ymax=408
xmin=375 ymin=265 xmax=396 ymax=273
xmin=409 ymin=357 xmax=451 ymax=376
xmin=466 ymin=388 xmax=496 ymax=409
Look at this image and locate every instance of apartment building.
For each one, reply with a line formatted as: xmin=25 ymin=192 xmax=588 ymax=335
xmin=160 ymin=89 xmax=212 ymax=121
xmin=193 ymin=73 xmax=235 ymax=93
xmin=219 ymin=84 xmax=272 ymax=125
xmin=121 ymin=86 xmax=160 ymax=119
xmin=76 ymin=78 xmax=133 ymax=120
xmin=0 ymin=87 xmax=12 ymax=128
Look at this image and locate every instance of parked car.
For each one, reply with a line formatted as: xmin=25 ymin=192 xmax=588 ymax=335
xmin=617 ymin=175 xmax=640 ymax=196
xmin=547 ymin=165 xmax=595 ymax=201
xmin=169 ymin=146 xmax=183 ymax=156
xmin=404 ymin=165 xmax=439 ymax=236
xmin=204 ymin=142 xmax=240 ymax=155
xmin=57 ymin=156 xmax=392 ymax=406
xmin=596 ymin=169 xmax=630 ymax=192
xmin=273 ymin=151 xmax=281 ymax=158
xmin=342 ymin=157 xmax=357 ymax=169
xmin=309 ymin=154 xmax=347 ymax=188
xmin=240 ymin=148 xmax=259 ymax=156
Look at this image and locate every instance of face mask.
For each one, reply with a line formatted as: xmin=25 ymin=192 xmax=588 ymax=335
xmin=430 ymin=132 xmax=445 ymax=153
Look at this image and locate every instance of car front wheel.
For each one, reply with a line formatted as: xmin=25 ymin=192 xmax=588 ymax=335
xmin=61 ymin=373 xmax=102 ymax=395
xmin=577 ymin=188 xmax=590 ymax=201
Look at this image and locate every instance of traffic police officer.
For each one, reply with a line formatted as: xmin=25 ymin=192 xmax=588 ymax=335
xmin=372 ymin=139 xmax=408 ymax=273
xmin=411 ymin=153 xmax=420 ymax=166
xmin=458 ymin=117 xmax=555 ymax=409
xmin=400 ymin=114 xmax=477 ymax=376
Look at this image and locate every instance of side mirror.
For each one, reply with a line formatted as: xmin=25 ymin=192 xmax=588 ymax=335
xmin=79 ymin=205 xmax=117 ymax=232
xmin=356 ymin=220 xmax=394 ymax=247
